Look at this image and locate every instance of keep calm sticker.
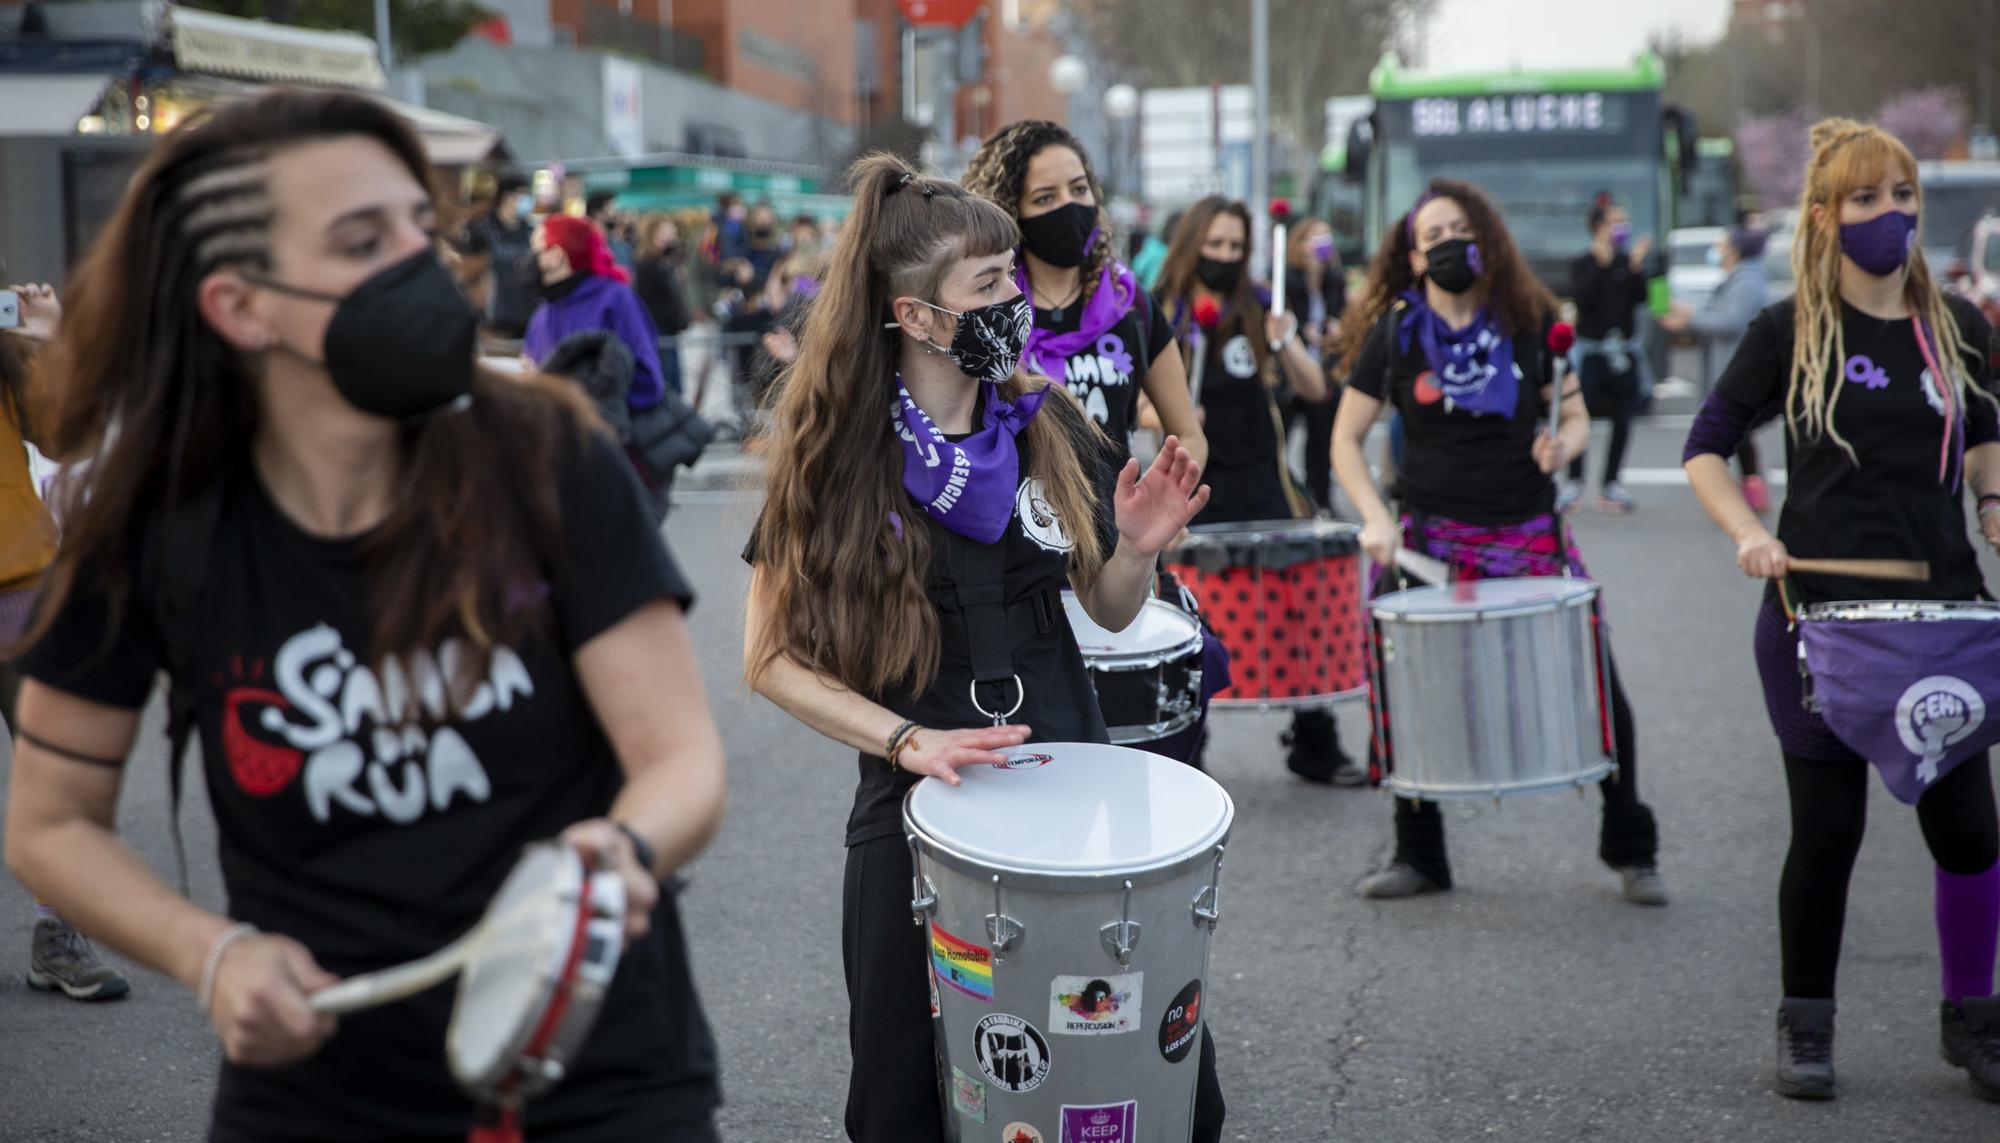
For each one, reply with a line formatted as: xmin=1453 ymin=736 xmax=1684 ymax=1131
xmin=1060 ymin=1101 xmax=1137 ymax=1143
xmin=1048 ymin=972 xmax=1142 ymax=1035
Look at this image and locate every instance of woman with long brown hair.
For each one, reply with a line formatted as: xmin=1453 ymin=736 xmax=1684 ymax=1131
xmin=1684 ymin=119 xmax=2000 ymax=1101
xmin=743 ymin=154 xmax=1220 ymax=1141
xmin=1154 ymin=195 xmax=1354 ymax=782
xmin=1 ymin=90 xmax=727 ymax=1140
xmin=1331 ymin=178 xmax=1664 ymax=903
xmin=963 ymin=119 xmax=1206 ymax=466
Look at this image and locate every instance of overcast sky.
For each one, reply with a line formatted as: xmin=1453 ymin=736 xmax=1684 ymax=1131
xmin=1419 ymin=0 xmax=1733 ymax=72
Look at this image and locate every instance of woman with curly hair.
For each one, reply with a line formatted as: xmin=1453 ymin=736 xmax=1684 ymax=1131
xmin=1684 ymin=119 xmax=2000 ymax=1102
xmin=1331 ymin=179 xmax=1664 ymax=904
xmin=963 ymin=119 xmax=1205 ymax=467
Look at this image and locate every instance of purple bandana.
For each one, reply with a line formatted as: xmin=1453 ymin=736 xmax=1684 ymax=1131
xmin=1017 ymin=240 xmax=1143 ymax=380
xmin=1396 ymin=291 xmax=1518 ymax=417
xmin=1800 ymin=609 xmax=2000 ymax=804
xmin=892 ymin=375 xmax=1049 ymax=544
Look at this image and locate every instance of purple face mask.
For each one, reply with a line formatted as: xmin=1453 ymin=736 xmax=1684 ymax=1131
xmin=1839 ymin=209 xmax=1918 ymax=277
xmin=1609 ymin=221 xmax=1632 ymax=248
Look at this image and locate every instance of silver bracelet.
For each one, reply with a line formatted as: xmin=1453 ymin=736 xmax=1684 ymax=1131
xmin=197 ymin=922 xmax=258 ymax=1014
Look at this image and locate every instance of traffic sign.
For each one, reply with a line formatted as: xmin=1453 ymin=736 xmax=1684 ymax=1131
xmin=899 ymin=0 xmax=982 ymax=28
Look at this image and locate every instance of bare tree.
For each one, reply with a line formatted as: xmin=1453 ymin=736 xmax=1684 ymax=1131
xmin=1071 ymin=0 xmax=1432 ymax=204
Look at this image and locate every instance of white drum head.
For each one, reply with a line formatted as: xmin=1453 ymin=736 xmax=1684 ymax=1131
xmin=1375 ymin=576 xmax=1598 ymax=619
xmin=907 ymin=742 xmax=1232 ymax=876
xmin=1063 ymin=594 xmax=1200 ymax=657
xmin=447 ymin=843 xmax=583 ymax=1088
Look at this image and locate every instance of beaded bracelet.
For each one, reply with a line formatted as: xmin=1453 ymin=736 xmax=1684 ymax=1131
xmin=884 ymin=720 xmax=919 ymax=771
xmin=197 ymin=922 xmax=259 ymax=1015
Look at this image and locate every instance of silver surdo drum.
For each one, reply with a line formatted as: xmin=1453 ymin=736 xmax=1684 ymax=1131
xmin=1063 ymin=593 xmax=1206 ymax=748
xmin=905 ymin=743 xmax=1233 ymax=1142
xmin=1370 ymin=577 xmax=1615 ymax=801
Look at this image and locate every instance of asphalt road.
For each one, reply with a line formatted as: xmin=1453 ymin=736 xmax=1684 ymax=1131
xmin=2 ymin=416 xmax=1996 ymax=1142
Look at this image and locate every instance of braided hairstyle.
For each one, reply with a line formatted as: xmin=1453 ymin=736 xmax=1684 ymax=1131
xmin=963 ymin=120 xmax=1122 ymax=308
xmin=1788 ymin=118 xmax=1980 ymax=460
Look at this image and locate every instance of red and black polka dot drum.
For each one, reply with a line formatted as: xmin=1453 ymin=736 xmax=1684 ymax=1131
xmin=1164 ymin=519 xmax=1368 ymax=708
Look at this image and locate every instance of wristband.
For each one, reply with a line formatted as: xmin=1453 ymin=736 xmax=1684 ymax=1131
xmin=197 ymin=922 xmax=258 ymax=1015
xmin=1981 ymin=502 xmax=2000 ymax=519
xmin=612 ymin=819 xmax=659 ymax=878
xmin=1980 ymin=494 xmax=2000 ymax=509
xmin=884 ymin=719 xmax=919 ymax=771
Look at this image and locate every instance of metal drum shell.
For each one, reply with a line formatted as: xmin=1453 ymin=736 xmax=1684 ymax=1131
xmin=904 ymin=745 xmax=1232 ymax=1142
xmin=1065 ymin=595 xmax=1208 ymax=747
xmin=1371 ymin=578 xmax=1615 ymax=801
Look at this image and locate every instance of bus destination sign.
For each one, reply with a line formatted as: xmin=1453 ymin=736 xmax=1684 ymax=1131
xmin=1410 ymin=93 xmax=1621 ymax=138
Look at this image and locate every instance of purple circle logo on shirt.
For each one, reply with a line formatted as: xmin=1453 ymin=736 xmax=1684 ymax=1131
xmin=1843 ymin=353 xmax=1891 ymax=390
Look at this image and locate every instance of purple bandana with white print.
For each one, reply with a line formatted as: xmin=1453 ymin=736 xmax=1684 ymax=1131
xmin=1395 ymin=290 xmax=1518 ymax=417
xmin=892 ymin=375 xmax=1049 ymax=544
xmin=1800 ymin=610 xmax=2000 ymax=804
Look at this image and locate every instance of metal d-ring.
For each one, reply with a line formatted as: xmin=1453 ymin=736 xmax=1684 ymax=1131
xmin=1100 ymin=879 xmax=1142 ymax=966
xmin=969 ymin=675 xmax=1026 ymax=726
xmin=907 ymin=835 xmax=936 ymax=927
xmin=984 ymin=874 xmax=1024 ymax=956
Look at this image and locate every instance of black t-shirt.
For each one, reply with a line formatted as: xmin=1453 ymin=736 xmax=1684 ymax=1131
xmin=467 ymin=214 xmax=538 ymax=329
xmin=746 ymin=411 xmax=1121 ymax=848
xmin=20 ymin=431 xmax=720 ymax=1141
xmin=1345 ymin=303 xmax=1561 ymax=525
xmin=1570 ymin=251 xmax=1653 ymax=340
xmin=1715 ymin=295 xmax=1998 ymax=607
xmin=1031 ymin=289 xmax=1173 ymax=456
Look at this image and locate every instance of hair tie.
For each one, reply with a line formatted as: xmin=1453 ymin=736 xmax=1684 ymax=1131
xmin=886 ymin=171 xmax=934 ymax=199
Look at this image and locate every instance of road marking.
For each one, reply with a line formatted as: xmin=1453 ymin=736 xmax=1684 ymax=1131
xmin=1616 ymin=467 xmax=1787 ymax=487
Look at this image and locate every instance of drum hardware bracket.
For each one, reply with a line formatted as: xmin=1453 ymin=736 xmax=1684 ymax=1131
xmin=1191 ymin=845 xmax=1226 ymax=931
xmin=985 ymin=874 xmax=1025 ymax=956
xmin=970 ymin=675 xmax=1026 ymax=726
xmin=1100 ymin=879 xmax=1143 ymax=966
xmin=907 ymin=835 xmax=937 ymax=926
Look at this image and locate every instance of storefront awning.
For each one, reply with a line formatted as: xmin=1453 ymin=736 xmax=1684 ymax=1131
xmin=0 ymin=75 xmax=111 ymax=135
xmin=167 ymin=5 xmax=386 ymax=91
xmin=382 ymin=99 xmax=508 ymax=166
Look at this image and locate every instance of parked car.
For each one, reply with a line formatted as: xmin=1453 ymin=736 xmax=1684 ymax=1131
xmin=1916 ymin=161 xmax=2000 ymax=281
xmin=1667 ymin=216 xmax=1796 ymax=313
xmin=1958 ymin=214 xmax=2000 ymax=328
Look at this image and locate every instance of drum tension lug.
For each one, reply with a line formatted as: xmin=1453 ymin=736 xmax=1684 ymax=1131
xmin=985 ymin=874 xmax=1024 ymax=956
xmin=1191 ymin=845 xmax=1226 ymax=931
xmin=1100 ymin=879 xmax=1142 ymax=966
xmin=907 ymin=835 xmax=937 ymax=926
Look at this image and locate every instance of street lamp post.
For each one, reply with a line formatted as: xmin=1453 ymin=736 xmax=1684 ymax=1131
xmin=1104 ymin=83 xmax=1139 ymax=199
xmin=1251 ymin=0 xmax=1270 ymax=282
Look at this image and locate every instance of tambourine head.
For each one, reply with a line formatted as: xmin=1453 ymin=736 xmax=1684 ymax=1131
xmin=446 ymin=840 xmax=626 ymax=1102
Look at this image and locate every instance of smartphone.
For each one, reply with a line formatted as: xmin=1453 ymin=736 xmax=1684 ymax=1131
xmin=0 ymin=290 xmax=18 ymax=331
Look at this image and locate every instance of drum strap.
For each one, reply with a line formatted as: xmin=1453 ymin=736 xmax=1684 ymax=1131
xmin=945 ymin=532 xmax=1029 ymax=721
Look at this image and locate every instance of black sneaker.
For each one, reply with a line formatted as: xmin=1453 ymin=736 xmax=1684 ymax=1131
xmin=1775 ymin=997 xmax=1837 ymax=1100
xmin=1942 ymin=997 xmax=2000 ymax=1102
xmin=27 ymin=918 xmax=130 ymax=1002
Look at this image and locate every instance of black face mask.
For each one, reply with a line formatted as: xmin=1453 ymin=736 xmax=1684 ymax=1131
xmin=251 ymin=249 xmax=476 ymax=421
xmin=1019 ymin=201 xmax=1096 ymax=269
xmin=751 ymin=226 xmax=775 ymax=241
xmin=1422 ymin=237 xmax=1482 ymax=294
xmin=1195 ymin=257 xmax=1245 ymax=293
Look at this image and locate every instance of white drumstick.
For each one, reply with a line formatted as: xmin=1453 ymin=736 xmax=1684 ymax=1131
xmin=1188 ymin=329 xmax=1207 ymax=407
xmin=1269 ymin=223 xmax=1289 ymax=351
xmin=308 ymin=894 xmax=545 ymax=1015
xmin=1393 ymin=547 xmax=1451 ymax=586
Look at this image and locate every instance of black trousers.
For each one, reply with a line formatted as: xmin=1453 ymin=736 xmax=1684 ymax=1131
xmin=1567 ymin=355 xmax=1639 ymax=487
xmin=842 ymin=836 xmax=1226 ymax=1142
xmin=1778 ymin=752 xmax=1999 ymax=999
xmin=1389 ymin=654 xmax=1658 ymax=886
xmin=1284 ymin=391 xmax=1338 ymax=511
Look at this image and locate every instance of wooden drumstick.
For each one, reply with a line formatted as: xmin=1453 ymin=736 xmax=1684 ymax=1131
xmin=1785 ymin=557 xmax=1931 ymax=582
xmin=1393 ymin=547 xmax=1451 ymax=586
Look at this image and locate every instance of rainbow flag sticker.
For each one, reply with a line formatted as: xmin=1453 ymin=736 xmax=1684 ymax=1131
xmin=930 ymin=924 xmax=994 ymax=1003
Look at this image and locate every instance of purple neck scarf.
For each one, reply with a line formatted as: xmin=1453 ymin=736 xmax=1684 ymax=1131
xmin=1017 ymin=239 xmax=1142 ymax=379
xmin=892 ymin=375 xmax=1049 ymax=544
xmin=1396 ymin=291 xmax=1518 ymax=417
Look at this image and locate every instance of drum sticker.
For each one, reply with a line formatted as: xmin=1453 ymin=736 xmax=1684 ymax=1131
xmin=931 ymin=925 xmax=994 ymax=1002
xmin=1048 ymin=972 xmax=1142 ymax=1035
xmin=950 ymin=1065 xmax=987 ymax=1124
xmin=995 ymin=751 xmax=1053 ymax=770
xmin=1158 ymin=979 xmax=1202 ymax=1063
xmin=1016 ymin=478 xmax=1074 ymax=553
xmin=972 ymin=1013 xmax=1053 ymax=1093
xmin=1001 ymin=1124 xmax=1045 ymax=1143
xmin=1060 ymin=1101 xmax=1137 ymax=1143
xmin=929 ymin=956 xmax=942 ymax=1017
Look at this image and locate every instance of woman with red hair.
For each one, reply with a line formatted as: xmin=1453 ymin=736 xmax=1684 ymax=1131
xmin=525 ymin=214 xmax=669 ymax=406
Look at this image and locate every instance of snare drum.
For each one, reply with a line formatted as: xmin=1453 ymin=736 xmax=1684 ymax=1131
xmin=1063 ymin=593 xmax=1206 ymax=747
xmin=905 ymin=743 xmax=1233 ymax=1141
xmin=1370 ymin=577 xmax=1614 ymax=800
xmin=1164 ymin=519 xmax=1367 ymax=708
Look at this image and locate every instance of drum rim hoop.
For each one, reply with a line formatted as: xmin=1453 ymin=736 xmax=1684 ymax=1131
xmin=446 ymin=842 xmax=588 ymax=1092
xmin=1372 ymin=577 xmax=1599 ymax=622
xmin=903 ymin=819 xmax=1234 ymax=891
xmin=1797 ymin=599 xmax=2000 ymax=622
xmin=1074 ymin=631 xmax=1207 ymax=671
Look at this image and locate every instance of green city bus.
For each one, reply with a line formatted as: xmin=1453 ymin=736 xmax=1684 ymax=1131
xmin=1337 ymin=52 xmax=1697 ymax=302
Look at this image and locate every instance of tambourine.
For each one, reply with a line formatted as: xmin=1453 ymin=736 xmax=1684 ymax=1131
xmin=309 ymin=840 xmax=626 ymax=1140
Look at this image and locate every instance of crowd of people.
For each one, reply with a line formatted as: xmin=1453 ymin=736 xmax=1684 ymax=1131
xmin=0 ymin=85 xmax=1996 ymax=1143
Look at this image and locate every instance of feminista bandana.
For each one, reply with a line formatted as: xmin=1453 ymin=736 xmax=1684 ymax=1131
xmin=1396 ymin=291 xmax=1518 ymax=417
xmin=892 ymin=375 xmax=1049 ymax=543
